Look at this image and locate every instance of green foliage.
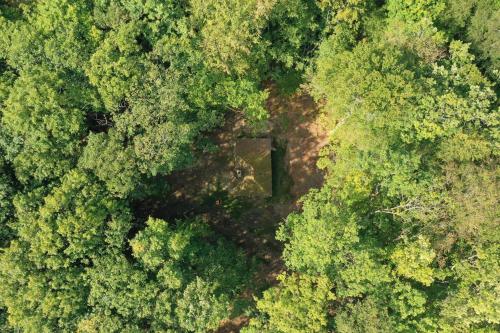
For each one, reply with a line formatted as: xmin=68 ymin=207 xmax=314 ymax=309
xmin=318 ymin=0 xmax=372 ymax=28
xmin=0 ymin=1 xmax=498 ymax=332
xmin=334 ymin=297 xmax=396 ymax=333
xmin=1 ymin=209 xmax=247 ymax=331
xmin=0 ymin=155 xmax=15 ymax=246
xmin=86 ymin=255 xmax=160 ymax=322
xmin=176 ymin=277 xmax=229 ymax=333
xmin=250 ymin=2 xmax=499 ymax=332
xmin=0 ymin=169 xmax=131 ymax=332
xmin=441 ymin=0 xmax=500 ymax=72
xmin=15 ymin=169 xmax=131 ymax=269
xmin=85 ymin=21 xmax=146 ymax=109
xmin=76 ymin=0 xmax=272 ymax=195
xmin=0 ymin=67 xmax=94 ymax=185
xmin=387 ymin=0 xmax=446 ymax=22
xmin=277 ymin=188 xmax=391 ymax=297
xmin=0 ymin=0 xmax=273 ymax=199
xmin=264 ymin=0 xmax=323 ymax=72
xmin=440 ymin=244 xmax=500 ymax=330
xmin=243 ymin=274 xmax=335 ymax=333
xmin=0 ymin=1 xmax=279 ymax=330
xmin=84 ymin=217 xmax=248 ymax=331
xmin=79 ymin=130 xmax=142 ymax=197
xmin=0 ymin=0 xmax=95 ymax=71
xmin=188 ymin=0 xmax=273 ymax=75
xmin=0 ymin=240 xmax=89 ymax=332
xmin=391 ymin=236 xmax=437 ymax=286
xmin=388 ymin=281 xmax=428 ymax=321
xmin=76 ymin=313 xmax=140 ymax=333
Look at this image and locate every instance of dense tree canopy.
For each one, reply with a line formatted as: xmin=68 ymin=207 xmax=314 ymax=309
xmin=0 ymin=0 xmax=498 ymax=332
xmin=246 ymin=1 xmax=499 ymax=332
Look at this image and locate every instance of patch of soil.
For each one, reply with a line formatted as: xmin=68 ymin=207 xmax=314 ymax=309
xmin=217 ymin=316 xmax=250 ymax=333
xmin=266 ymin=82 xmax=329 ymax=199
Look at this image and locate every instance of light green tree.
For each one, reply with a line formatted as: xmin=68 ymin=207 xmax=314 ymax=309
xmin=243 ymin=274 xmax=335 ymax=333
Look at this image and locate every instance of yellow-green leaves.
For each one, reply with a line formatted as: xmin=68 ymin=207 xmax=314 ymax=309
xmin=440 ymin=244 xmax=500 ymax=330
xmin=130 ymin=217 xmax=193 ymax=269
xmin=387 ymin=0 xmax=446 ymax=22
xmin=391 ymin=236 xmax=436 ymax=286
xmin=189 ymin=0 xmax=274 ymax=74
xmin=2 ymin=0 xmax=95 ymax=71
xmin=176 ymin=277 xmax=230 ymax=333
xmin=245 ymin=273 xmax=335 ymax=333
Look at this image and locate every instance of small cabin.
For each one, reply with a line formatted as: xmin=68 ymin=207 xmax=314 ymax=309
xmin=233 ymin=138 xmax=272 ymax=198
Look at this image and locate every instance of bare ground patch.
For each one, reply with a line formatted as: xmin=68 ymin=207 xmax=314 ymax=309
xmin=266 ymin=82 xmax=329 ymax=199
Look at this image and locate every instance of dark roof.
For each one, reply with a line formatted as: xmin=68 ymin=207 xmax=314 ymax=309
xmin=234 ymin=138 xmax=272 ymax=197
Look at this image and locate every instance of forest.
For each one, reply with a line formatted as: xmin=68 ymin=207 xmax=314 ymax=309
xmin=0 ymin=0 xmax=498 ymax=332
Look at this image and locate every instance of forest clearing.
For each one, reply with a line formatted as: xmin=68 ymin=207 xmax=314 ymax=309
xmin=146 ymin=82 xmax=327 ymax=277
xmin=132 ymin=82 xmax=328 ymax=332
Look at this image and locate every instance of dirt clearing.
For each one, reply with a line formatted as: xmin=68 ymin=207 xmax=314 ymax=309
xmin=266 ymin=82 xmax=329 ymax=199
xmin=136 ymin=82 xmax=328 ymax=333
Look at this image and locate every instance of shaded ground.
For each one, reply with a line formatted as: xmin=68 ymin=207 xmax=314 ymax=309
xmin=267 ymin=83 xmax=329 ymax=199
xmin=217 ymin=83 xmax=328 ymax=333
xmin=136 ymin=82 xmax=328 ymax=332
